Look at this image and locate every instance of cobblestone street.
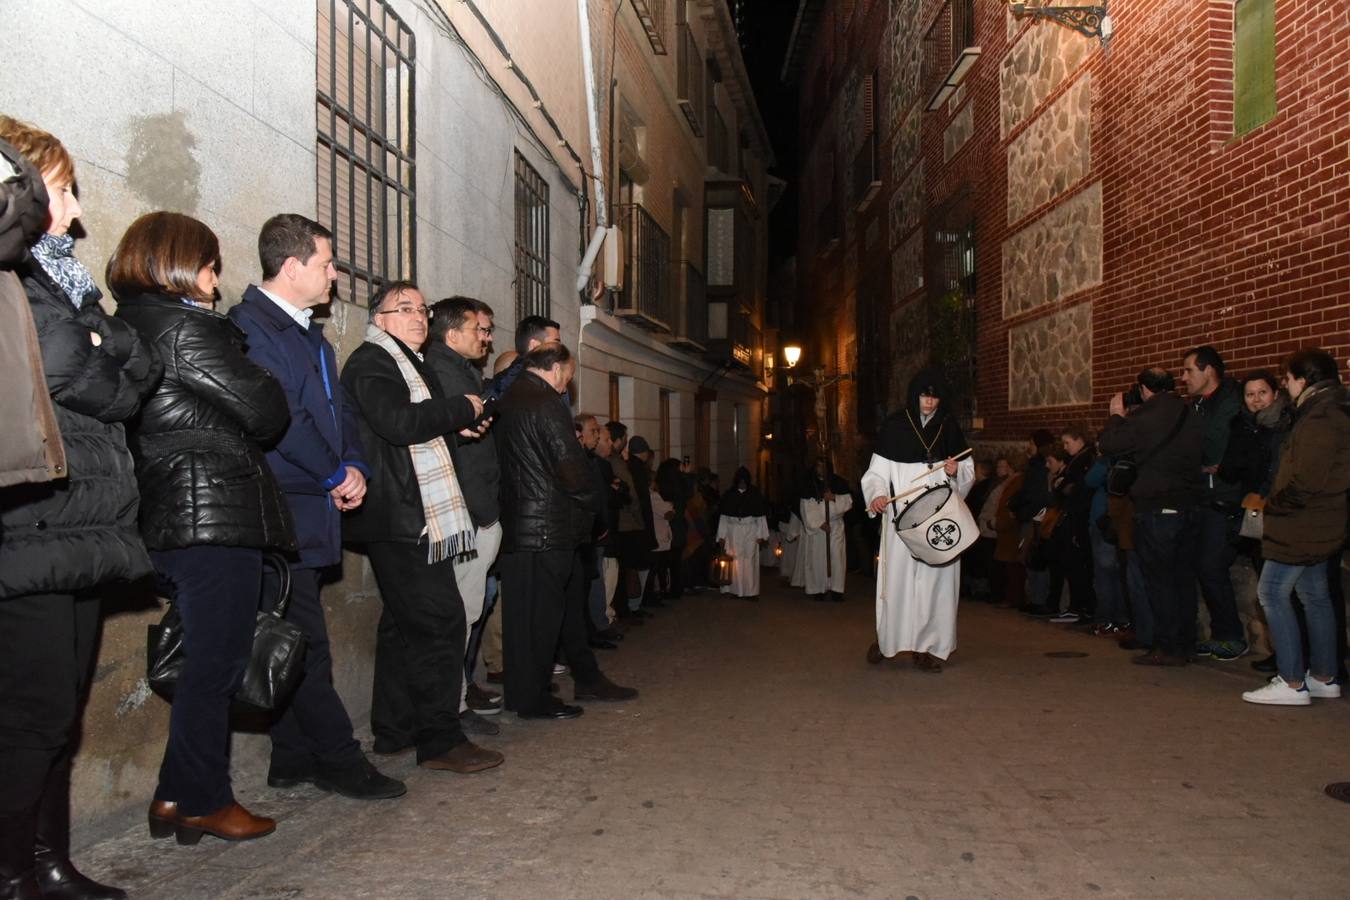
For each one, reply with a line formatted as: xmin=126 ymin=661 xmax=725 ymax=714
xmin=75 ymin=575 xmax=1350 ymax=900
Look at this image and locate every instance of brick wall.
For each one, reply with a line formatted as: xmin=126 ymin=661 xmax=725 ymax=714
xmin=797 ymin=0 xmax=1349 ymax=449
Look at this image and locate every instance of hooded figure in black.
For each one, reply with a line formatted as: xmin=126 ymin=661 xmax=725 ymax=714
xmin=798 ymin=457 xmax=854 ymax=602
xmin=715 ymin=466 xmax=770 ymax=599
xmin=861 ymin=367 xmax=975 ymax=671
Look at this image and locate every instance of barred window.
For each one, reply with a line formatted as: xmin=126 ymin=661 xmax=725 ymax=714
xmin=514 ymin=151 xmax=551 ymax=320
xmin=316 ymin=0 xmax=416 ymax=307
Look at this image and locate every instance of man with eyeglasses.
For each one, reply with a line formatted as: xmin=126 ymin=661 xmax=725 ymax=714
xmin=341 ymin=281 xmax=504 ymax=774
xmin=425 ymin=296 xmax=504 ymax=732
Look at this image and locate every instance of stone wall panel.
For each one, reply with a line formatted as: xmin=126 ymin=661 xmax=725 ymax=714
xmin=1000 ymin=14 xmax=1093 ymax=138
xmin=891 ymin=230 xmax=923 ymax=301
xmin=889 ymin=162 xmax=923 ymax=246
xmin=1002 ymin=181 xmax=1103 ymax=317
xmin=1006 ymin=74 xmax=1092 ymax=224
xmin=1008 ymin=302 xmax=1093 ymax=408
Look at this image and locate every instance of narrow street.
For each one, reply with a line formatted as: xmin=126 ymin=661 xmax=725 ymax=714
xmin=74 ymin=574 xmax=1350 ymax=900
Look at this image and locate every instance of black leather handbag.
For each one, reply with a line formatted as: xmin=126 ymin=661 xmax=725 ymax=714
xmin=147 ymin=553 xmax=307 ymax=712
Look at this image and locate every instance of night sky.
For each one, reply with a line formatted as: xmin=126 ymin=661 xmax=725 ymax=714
xmin=735 ymin=0 xmax=802 ymax=265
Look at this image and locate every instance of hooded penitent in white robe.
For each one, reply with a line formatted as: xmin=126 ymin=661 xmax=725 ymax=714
xmin=716 ymin=514 xmax=769 ymax=597
xmin=800 ymin=494 xmax=852 ymax=595
xmin=862 ymin=371 xmax=975 ymax=661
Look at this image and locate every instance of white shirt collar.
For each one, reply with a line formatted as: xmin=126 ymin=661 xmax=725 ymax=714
xmin=257 ymin=284 xmax=313 ymax=330
xmin=921 ymin=411 xmax=934 ymax=427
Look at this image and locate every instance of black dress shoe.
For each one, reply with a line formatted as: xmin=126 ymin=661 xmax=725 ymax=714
xmin=0 ymin=871 xmax=42 ymax=900
xmin=459 ymin=709 xmax=501 ymax=737
xmin=33 ymin=849 xmax=126 ymax=900
xmin=588 ymin=638 xmax=619 ymax=650
xmin=574 ymin=674 xmax=639 ymax=702
xmin=313 ymin=758 xmax=406 ymax=800
xmin=518 ymin=700 xmax=584 ymax=720
xmin=1250 ymin=654 xmax=1278 ymax=673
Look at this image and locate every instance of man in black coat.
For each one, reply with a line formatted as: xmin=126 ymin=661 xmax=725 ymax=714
xmin=229 ymin=213 xmax=403 ymax=800
xmin=1010 ymin=429 xmax=1056 ymax=614
xmin=341 ymin=281 xmax=502 ymax=773
xmin=496 ymin=344 xmax=636 ymax=719
xmin=1100 ymin=367 xmax=1206 ymax=666
xmin=425 ymin=296 xmax=504 ymax=723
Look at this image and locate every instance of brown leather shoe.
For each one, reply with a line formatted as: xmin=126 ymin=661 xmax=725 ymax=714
xmin=419 ymin=741 xmax=504 ymax=774
xmin=913 ymin=652 xmax=944 ymax=673
xmin=173 ymin=802 xmax=276 ymax=845
xmin=148 ymin=800 xmax=178 ymax=839
xmin=866 ymin=642 xmax=883 ymax=665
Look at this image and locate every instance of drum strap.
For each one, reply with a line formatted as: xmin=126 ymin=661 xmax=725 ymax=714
xmin=906 ymin=411 xmax=944 ymax=464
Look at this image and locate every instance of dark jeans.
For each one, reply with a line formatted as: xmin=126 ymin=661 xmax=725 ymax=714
xmin=366 ymin=541 xmax=467 ymax=762
xmin=151 ymin=546 xmax=262 ymax=816
xmin=0 ymin=593 xmax=98 ymax=836
xmin=1124 ymin=549 xmax=1153 ymax=646
xmin=265 ymin=566 xmax=361 ymax=773
xmin=501 ymin=549 xmax=578 ymax=714
xmin=1133 ymin=509 xmax=1200 ymax=656
xmin=1194 ymin=506 xmax=1244 ymax=642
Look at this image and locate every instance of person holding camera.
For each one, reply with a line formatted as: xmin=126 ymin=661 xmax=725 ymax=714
xmin=1098 ymin=368 xmax=1206 ymax=666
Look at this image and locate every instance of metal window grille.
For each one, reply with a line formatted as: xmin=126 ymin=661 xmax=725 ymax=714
xmin=316 ymin=0 xmax=416 ymax=308
xmin=514 ymin=151 xmax=551 ymax=320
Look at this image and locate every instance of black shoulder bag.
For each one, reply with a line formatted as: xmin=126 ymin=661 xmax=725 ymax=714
xmin=148 ymin=552 xmax=308 ymax=713
xmin=1106 ymin=406 xmax=1189 ymax=498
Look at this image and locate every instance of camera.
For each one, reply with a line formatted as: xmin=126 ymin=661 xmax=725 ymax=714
xmin=1123 ymin=384 xmax=1145 ymax=408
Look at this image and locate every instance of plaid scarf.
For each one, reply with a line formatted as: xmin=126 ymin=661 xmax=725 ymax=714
xmin=364 ymin=324 xmax=476 ymax=564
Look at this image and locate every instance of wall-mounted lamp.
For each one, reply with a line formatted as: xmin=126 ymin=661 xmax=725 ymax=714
xmin=782 ymin=344 xmax=803 ymax=369
xmin=1009 ymin=2 xmax=1114 ymax=55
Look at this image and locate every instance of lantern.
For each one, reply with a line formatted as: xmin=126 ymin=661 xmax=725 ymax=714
xmin=709 ymin=548 xmax=734 ymax=587
xmin=773 ymin=544 xmax=784 ymax=559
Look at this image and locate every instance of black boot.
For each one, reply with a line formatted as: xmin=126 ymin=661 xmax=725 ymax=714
xmin=32 ymin=761 xmax=125 ymax=900
xmin=0 ymin=810 xmax=41 ymax=900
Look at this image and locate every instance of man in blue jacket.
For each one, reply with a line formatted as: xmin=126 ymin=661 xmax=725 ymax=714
xmin=229 ymin=214 xmax=404 ymax=800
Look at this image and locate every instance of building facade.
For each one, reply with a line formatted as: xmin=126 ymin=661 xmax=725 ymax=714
xmin=1 ymin=0 xmax=775 ymax=828
xmin=788 ymin=0 xmax=1348 ymax=464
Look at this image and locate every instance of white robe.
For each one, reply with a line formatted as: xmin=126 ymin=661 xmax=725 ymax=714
xmin=800 ymin=494 xmax=852 ymax=595
xmin=716 ymin=514 xmax=769 ymax=597
xmin=861 ymin=455 xmax=975 ymax=660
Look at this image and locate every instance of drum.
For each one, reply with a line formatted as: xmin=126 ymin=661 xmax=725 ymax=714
xmin=891 ymin=483 xmax=978 ymax=565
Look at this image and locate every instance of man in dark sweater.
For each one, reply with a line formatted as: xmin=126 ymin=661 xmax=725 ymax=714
xmin=1099 ymin=368 xmax=1206 ymax=666
xmin=1180 ymin=345 xmax=1247 ymax=660
xmin=425 ymin=296 xmax=504 ymax=728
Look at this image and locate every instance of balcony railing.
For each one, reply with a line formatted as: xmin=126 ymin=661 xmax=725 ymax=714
xmin=612 ymin=203 xmax=672 ymax=331
xmin=707 ymin=106 xmax=730 ymax=173
xmin=676 ymin=23 xmax=704 ymax=135
xmin=852 ymin=130 xmax=881 ymax=209
xmin=705 ymin=300 xmax=754 ymax=370
xmin=670 ymin=261 xmax=707 ymax=351
xmin=630 ymin=0 xmax=668 ymax=54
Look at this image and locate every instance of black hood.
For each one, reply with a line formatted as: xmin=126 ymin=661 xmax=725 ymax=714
xmin=875 ymin=368 xmax=969 ymax=464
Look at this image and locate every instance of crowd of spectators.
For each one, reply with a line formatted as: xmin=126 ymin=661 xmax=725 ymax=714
xmin=962 ymin=344 xmax=1350 ymax=707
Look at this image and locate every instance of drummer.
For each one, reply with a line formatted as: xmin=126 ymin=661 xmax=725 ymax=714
xmin=861 ymin=369 xmax=975 ymax=672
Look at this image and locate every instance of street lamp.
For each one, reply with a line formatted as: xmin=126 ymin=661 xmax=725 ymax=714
xmin=782 ymin=343 xmax=803 ymax=369
xmin=780 ymin=345 xmax=851 ymax=458
xmin=1008 ymin=1 xmax=1114 ymax=54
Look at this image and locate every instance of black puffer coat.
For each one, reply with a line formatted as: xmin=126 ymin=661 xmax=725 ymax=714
xmin=0 ymin=267 xmax=161 ymax=597
xmin=115 ymin=292 xmax=295 ymax=552
xmin=496 ymin=370 xmax=596 ymax=553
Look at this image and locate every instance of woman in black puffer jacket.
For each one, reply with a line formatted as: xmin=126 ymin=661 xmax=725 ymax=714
xmin=0 ymin=117 xmax=160 ymax=900
xmin=112 ymin=211 xmax=294 ymax=847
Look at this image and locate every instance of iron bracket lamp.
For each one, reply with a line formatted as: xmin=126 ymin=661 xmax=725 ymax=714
xmin=1010 ymin=2 xmax=1113 ymax=55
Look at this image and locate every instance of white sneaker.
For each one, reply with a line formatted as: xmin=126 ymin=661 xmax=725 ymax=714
xmin=1306 ymin=674 xmax=1342 ymax=699
xmin=1049 ymin=611 xmax=1081 ymax=624
xmin=1242 ymin=675 xmax=1311 ymax=706
xmin=552 ymin=663 xmax=568 ymax=676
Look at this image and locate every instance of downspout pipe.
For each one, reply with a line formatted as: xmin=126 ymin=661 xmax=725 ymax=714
xmin=576 ymin=0 xmax=609 ymax=296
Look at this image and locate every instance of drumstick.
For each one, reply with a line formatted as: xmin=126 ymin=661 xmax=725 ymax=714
xmin=883 ymin=484 xmax=929 ymax=505
xmin=907 ymin=447 xmax=974 ymax=483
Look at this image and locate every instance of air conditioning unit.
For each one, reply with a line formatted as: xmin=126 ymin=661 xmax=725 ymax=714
xmin=601 ymin=225 xmax=624 ymax=290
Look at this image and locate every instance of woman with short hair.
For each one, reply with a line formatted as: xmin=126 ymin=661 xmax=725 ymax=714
xmin=1241 ymin=350 xmax=1350 ymax=706
xmin=112 ymin=211 xmax=295 ymax=841
xmin=0 ymin=116 xmax=159 ymax=900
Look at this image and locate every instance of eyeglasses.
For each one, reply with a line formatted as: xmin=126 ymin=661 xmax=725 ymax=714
xmin=375 ymin=305 xmax=430 ymax=319
xmin=459 ymin=323 xmax=494 ymax=336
